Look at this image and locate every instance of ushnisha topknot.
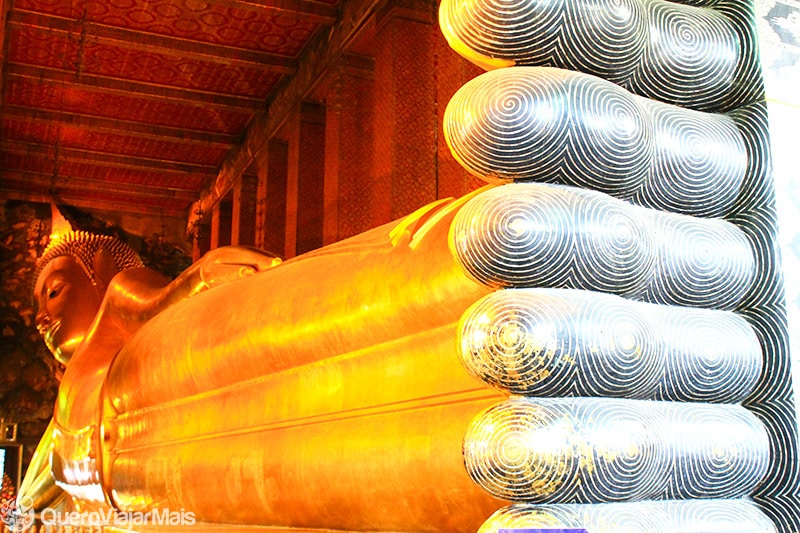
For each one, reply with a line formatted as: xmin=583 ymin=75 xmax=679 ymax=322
xmin=33 ymin=230 xmax=144 ymax=290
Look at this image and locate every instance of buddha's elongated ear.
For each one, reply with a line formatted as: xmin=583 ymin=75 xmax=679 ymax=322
xmin=92 ymin=245 xmax=120 ymax=294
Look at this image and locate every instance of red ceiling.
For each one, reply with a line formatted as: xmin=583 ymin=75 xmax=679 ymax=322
xmin=0 ymin=0 xmax=339 ymax=216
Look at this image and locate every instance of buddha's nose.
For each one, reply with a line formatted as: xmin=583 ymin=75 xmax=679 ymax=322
xmin=36 ymin=310 xmax=51 ymax=333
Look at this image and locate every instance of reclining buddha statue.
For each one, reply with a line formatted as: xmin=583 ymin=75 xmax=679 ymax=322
xmin=17 ymin=0 xmax=796 ymax=530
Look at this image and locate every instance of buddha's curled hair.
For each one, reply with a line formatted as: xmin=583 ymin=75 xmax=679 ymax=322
xmin=34 ymin=231 xmax=144 ymax=289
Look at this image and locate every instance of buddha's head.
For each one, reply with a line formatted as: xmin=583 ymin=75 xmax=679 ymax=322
xmin=33 ymin=231 xmax=143 ymax=365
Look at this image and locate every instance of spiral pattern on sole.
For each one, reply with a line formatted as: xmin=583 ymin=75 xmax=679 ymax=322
xmin=444 ymin=68 xmax=572 ymax=184
xmin=458 ymin=289 xmax=661 ymax=398
xmin=630 ymin=0 xmax=740 ymax=108
xmin=565 ymin=72 xmax=653 ymax=194
xmin=655 ymin=402 xmax=771 ymax=499
xmin=464 ymin=397 xmax=669 ymax=502
xmin=439 ymin=0 xmax=566 ymax=70
xmin=450 ymin=183 xmax=754 ymax=309
xmin=439 ymin=0 xmax=750 ymax=110
xmin=464 ymin=397 xmax=769 ymax=503
xmin=639 ymin=206 xmax=755 ymax=308
xmin=443 ymin=67 xmax=748 ymax=215
xmin=459 ymin=288 xmax=761 ymax=401
xmin=654 ymin=305 xmax=762 ymax=402
xmin=558 ymin=0 xmax=648 ymax=82
xmin=633 ymin=100 xmax=748 ymax=216
xmin=477 ymin=499 xmax=778 ymax=532
xmin=464 ymin=397 xmax=586 ymax=502
xmin=440 ymin=0 xmax=792 ymax=526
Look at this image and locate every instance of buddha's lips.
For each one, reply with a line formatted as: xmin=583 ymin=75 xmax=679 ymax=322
xmin=42 ymin=320 xmax=61 ymax=347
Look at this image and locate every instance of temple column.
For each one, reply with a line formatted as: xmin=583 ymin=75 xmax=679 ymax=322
xmin=287 ymin=102 xmax=326 ymax=257
xmin=232 ymin=174 xmax=257 ymax=246
xmin=210 ymin=198 xmax=232 ymax=249
xmin=323 ymin=56 xmax=376 ymax=242
xmin=255 ymin=164 xmax=267 ymax=251
xmin=191 ymin=222 xmax=211 ymax=263
xmin=322 ymin=71 xmax=341 ymax=246
xmin=373 ymin=0 xmax=439 ymax=220
xmin=255 ymin=139 xmax=289 ymax=258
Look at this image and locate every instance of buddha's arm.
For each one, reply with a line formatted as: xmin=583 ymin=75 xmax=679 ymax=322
xmin=17 ymin=420 xmax=66 ymax=512
xmin=51 ymin=247 xmax=282 ymax=431
xmin=150 ymin=245 xmax=281 ymax=305
xmin=103 ymin=246 xmax=281 ymax=339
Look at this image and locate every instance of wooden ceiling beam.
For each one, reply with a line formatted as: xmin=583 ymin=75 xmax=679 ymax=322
xmin=212 ymin=0 xmax=338 ymax=23
xmin=3 ymin=105 xmax=238 ymax=146
xmin=2 ymin=141 xmax=219 ymax=176
xmin=188 ymin=0 xmax=387 ymax=232
xmin=6 ymin=65 xmax=264 ymax=110
xmin=10 ymin=11 xmax=298 ymax=72
xmin=0 ymin=186 xmax=188 ymax=217
xmin=1 ymin=170 xmax=197 ymax=202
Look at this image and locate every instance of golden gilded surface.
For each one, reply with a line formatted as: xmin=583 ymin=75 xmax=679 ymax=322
xmin=22 ymin=175 xmax=776 ymax=531
xmin=24 ymin=189 xmax=509 ymax=531
xmin=17 ymin=0 xmax=781 ymax=526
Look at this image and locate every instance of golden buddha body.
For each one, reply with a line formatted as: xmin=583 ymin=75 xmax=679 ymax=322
xmin=25 ymin=198 xmax=510 ymax=531
xmin=27 ymin=233 xmax=282 ymax=511
xmin=22 ymin=181 xmax=773 ymax=531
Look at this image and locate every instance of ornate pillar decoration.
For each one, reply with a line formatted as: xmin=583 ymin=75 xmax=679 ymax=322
xmin=232 ymin=174 xmax=258 ymax=247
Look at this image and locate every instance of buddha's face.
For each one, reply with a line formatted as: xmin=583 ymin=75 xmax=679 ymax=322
xmin=34 ymin=256 xmax=103 ymax=365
